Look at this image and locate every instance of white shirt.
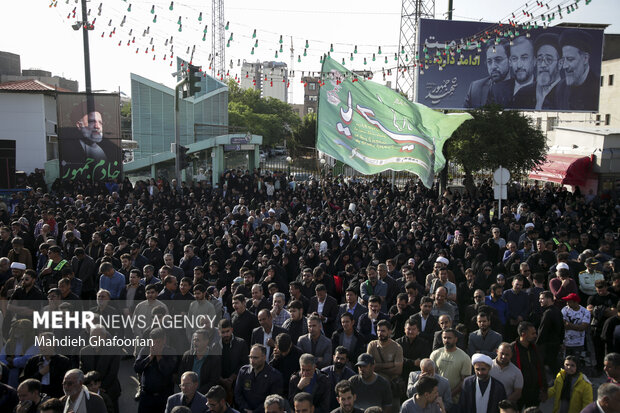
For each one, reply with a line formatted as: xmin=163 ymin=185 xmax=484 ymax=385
xmin=263 ymin=328 xmax=273 ymax=360
xmin=317 ymin=299 xmax=325 ymax=315
xmin=562 ymin=305 xmax=591 ymax=347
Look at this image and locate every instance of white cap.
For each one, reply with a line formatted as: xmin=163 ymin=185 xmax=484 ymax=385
xmin=556 ymin=262 xmax=570 ymax=271
xmin=10 ymin=262 xmax=26 ymax=270
xmin=524 ymin=223 xmax=535 ymax=230
xmin=268 ymin=208 xmax=276 ymax=214
xmin=471 ymin=353 xmax=493 ymax=367
xmin=436 ymin=257 xmax=449 ymax=265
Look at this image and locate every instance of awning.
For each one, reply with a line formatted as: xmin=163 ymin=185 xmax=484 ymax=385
xmin=529 ymin=154 xmax=594 ymax=186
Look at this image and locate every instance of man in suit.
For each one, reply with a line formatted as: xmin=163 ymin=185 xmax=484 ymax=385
xmin=178 ymin=329 xmax=221 ymax=395
xmin=308 ymin=284 xmax=339 ymax=337
xmin=356 ymin=296 xmax=389 ymax=342
xmin=336 ymin=287 xmax=367 ymax=329
xmin=165 ymin=371 xmax=208 ymax=413
xmin=508 ymin=36 xmax=536 ymax=109
xmin=22 ymin=332 xmax=71 ymax=398
xmin=432 ymin=314 xmax=466 ymax=352
xmin=79 ymin=326 xmax=121 ymax=412
xmin=332 ymin=313 xmax=366 ymax=363
xmin=580 ymin=383 xmax=620 ymax=413
xmin=60 ymin=369 xmax=107 ymax=413
xmin=464 ymin=39 xmax=513 ymax=108
xmin=410 ymin=296 xmax=441 ymax=344
xmin=459 ymin=353 xmax=507 ymax=413
xmin=298 ymin=315 xmax=333 ymax=369
xmin=251 ymin=309 xmax=287 ymax=361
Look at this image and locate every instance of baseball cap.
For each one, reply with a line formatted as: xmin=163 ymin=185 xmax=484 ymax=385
xmin=561 ymin=293 xmax=581 ymax=303
xmin=355 ymin=353 xmax=375 ymax=367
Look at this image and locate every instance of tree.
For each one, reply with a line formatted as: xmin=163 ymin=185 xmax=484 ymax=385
xmin=227 ymin=79 xmax=300 ymax=146
xmin=292 ymin=112 xmax=317 ymax=149
xmin=445 ymin=105 xmax=548 ymax=196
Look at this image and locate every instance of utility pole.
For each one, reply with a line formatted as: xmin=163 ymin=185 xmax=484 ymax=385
xmin=289 ymin=36 xmax=294 ymax=104
xmin=439 ymin=0 xmax=453 ymax=196
xmin=79 ymin=0 xmax=94 ymax=112
xmin=174 ymin=77 xmax=188 ymax=186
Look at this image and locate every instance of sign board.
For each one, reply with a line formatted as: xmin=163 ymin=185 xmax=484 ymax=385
xmin=416 ymin=19 xmax=604 ymax=112
xmin=493 ymin=184 xmax=507 ymax=200
xmin=493 ymin=167 xmax=510 ymax=185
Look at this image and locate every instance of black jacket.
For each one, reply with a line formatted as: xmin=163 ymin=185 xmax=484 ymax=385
xmin=22 ymin=355 xmax=72 ymax=398
xmin=288 ymin=369 xmax=332 ymax=413
xmin=178 ymin=351 xmax=222 ymax=394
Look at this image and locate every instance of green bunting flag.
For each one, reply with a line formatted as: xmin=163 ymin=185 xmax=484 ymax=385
xmin=317 ymin=56 xmax=472 ymax=188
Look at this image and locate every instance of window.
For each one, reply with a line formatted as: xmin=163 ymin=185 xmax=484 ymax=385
xmin=536 ymin=117 xmax=542 ymax=130
xmin=308 ymin=95 xmax=318 ymax=102
xmin=308 ymin=83 xmax=316 ymax=90
xmin=605 ymin=114 xmax=611 ymax=126
xmin=609 ymin=75 xmax=615 ymax=86
xmin=547 ymin=117 xmax=557 ymax=131
xmin=601 ymin=75 xmax=604 ymax=87
xmin=596 ymin=114 xmax=601 ymax=126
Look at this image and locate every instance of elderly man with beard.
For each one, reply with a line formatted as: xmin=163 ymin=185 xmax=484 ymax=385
xmin=557 ymin=29 xmax=600 ymax=111
xmin=533 ymin=33 xmax=563 ymax=109
xmin=459 ymin=353 xmax=507 ymax=413
xmin=62 ymin=109 xmax=117 ymax=167
xmin=60 ymin=369 xmax=107 ymax=413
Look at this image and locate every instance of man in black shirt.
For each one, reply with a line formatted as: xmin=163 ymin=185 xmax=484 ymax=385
xmin=283 ymin=300 xmax=308 ymax=345
xmin=134 ymin=328 xmax=177 ymax=413
xmin=8 ymin=269 xmax=44 ymax=316
xmin=218 ymin=319 xmax=248 ymax=404
xmin=231 ymin=293 xmax=259 ymax=343
xmin=396 ymin=318 xmax=431 ymax=382
xmin=511 ymin=321 xmax=546 ymax=409
xmin=536 ymin=291 xmax=564 ymax=381
xmin=332 ymin=380 xmax=364 ymax=413
xmin=588 ymin=279 xmax=618 ymax=373
xmin=270 ymin=333 xmax=304 ymax=397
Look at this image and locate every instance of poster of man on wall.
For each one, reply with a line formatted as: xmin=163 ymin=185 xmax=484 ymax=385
xmin=57 ymin=93 xmax=122 ymax=181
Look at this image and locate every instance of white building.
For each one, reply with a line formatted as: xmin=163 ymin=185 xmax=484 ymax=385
xmin=239 ymin=60 xmax=288 ymax=103
xmin=0 ymin=80 xmax=61 ymax=174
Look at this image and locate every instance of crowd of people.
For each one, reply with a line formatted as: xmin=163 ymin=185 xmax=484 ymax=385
xmin=0 ymin=170 xmax=619 ymax=413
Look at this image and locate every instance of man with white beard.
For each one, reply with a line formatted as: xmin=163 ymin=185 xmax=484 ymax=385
xmin=533 ymin=33 xmax=563 ymax=110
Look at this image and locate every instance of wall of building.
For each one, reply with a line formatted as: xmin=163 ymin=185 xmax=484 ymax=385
xmin=0 ymin=93 xmax=49 ymax=173
xmin=0 ymin=51 xmax=20 ymax=76
xmin=130 ymin=73 xmax=228 ymax=160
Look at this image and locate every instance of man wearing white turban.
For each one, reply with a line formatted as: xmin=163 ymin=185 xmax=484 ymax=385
xmin=459 ymin=353 xmax=507 ymax=413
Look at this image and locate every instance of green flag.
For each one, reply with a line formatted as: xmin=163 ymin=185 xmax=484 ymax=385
xmin=317 ymin=56 xmax=472 ymax=188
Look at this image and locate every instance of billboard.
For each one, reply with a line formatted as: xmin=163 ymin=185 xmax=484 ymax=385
xmin=416 ymin=19 xmax=604 ymax=112
xmin=57 ymin=93 xmax=122 ymax=181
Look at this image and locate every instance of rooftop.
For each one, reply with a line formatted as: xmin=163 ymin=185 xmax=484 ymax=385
xmin=0 ymin=79 xmax=72 ymax=92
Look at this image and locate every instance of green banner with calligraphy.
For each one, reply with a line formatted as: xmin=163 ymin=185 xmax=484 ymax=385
xmin=57 ymin=93 xmax=122 ymax=181
xmin=317 ymin=57 xmax=472 ymax=188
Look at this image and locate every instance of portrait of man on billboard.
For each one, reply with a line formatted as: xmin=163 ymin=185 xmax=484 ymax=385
xmin=463 ymin=39 xmax=513 ymax=108
xmin=58 ymin=94 xmax=122 ymax=180
xmin=556 ymin=28 xmax=600 ymax=111
xmin=63 ymin=106 xmax=116 ymax=163
xmin=533 ymin=33 xmax=563 ymax=110
xmin=508 ymin=36 xmax=536 ymax=109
